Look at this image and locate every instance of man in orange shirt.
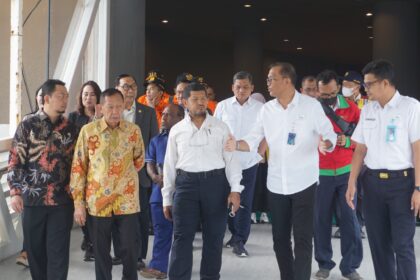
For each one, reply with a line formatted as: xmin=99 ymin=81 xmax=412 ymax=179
xmin=137 ymin=71 xmax=171 ymax=128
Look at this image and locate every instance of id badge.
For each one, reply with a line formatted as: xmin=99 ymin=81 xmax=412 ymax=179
xmin=287 ymin=132 xmax=296 ymax=145
xmin=386 ymin=124 xmax=396 ymax=142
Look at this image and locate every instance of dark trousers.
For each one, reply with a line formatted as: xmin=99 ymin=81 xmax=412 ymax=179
xmin=228 ymin=164 xmax=258 ymax=245
xmin=91 ymin=213 xmax=139 ymax=280
xmin=363 ymin=169 xmax=417 ymax=280
xmin=252 ymin=162 xmax=268 ymax=212
xmin=149 ymin=202 xmax=173 ymax=273
xmin=168 ymin=169 xmax=229 ymax=280
xmin=113 ymin=187 xmax=150 ymax=261
xmin=268 ymin=184 xmax=316 ymax=280
xmin=23 ymin=204 xmax=73 ymax=280
xmin=314 ymin=174 xmax=363 ymax=275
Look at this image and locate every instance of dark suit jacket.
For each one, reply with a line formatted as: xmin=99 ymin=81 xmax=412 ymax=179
xmin=135 ymin=102 xmax=159 ymax=188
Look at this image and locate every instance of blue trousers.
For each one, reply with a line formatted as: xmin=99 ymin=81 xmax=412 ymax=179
xmin=314 ymin=174 xmax=363 ymax=275
xmin=363 ymin=169 xmax=417 ymax=280
xmin=227 ymin=164 xmax=258 ymax=245
xmin=168 ymin=169 xmax=229 ymax=280
xmin=149 ymin=202 xmax=173 ymax=273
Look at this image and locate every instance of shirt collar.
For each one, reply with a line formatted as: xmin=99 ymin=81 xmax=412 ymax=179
xmin=373 ymin=90 xmax=401 ymax=109
xmin=38 ymin=111 xmax=64 ymax=124
xmin=185 ymin=112 xmax=211 ymax=129
xmin=231 ymin=96 xmax=254 ymax=106
xmin=99 ymin=118 xmax=126 ymax=132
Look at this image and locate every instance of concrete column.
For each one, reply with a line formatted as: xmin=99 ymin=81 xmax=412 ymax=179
xmin=233 ymin=9 xmax=265 ymax=94
xmin=373 ymin=1 xmax=419 ymax=99
xmin=108 ymin=0 xmax=145 ymax=88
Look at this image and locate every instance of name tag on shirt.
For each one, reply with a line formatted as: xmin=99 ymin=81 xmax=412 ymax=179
xmin=287 ymin=132 xmax=296 ymax=145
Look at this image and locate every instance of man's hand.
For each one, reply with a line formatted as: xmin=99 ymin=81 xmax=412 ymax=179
xmin=152 ymin=174 xmax=164 ymax=188
xmin=224 ymin=134 xmax=236 ymax=152
xmin=163 ymin=206 xmax=173 ymax=221
xmin=74 ymin=205 xmax=87 ymax=226
xmin=346 ymin=181 xmax=357 ymax=210
xmin=227 ymin=192 xmax=241 ymax=214
xmin=337 ymin=134 xmax=347 ymax=147
xmin=319 ymin=139 xmax=333 ymax=155
xmin=10 ymin=195 xmax=23 ymax=213
xmin=411 ymin=191 xmax=420 ymax=218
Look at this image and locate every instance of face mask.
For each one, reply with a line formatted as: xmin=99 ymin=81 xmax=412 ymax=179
xmin=342 ymin=86 xmax=354 ymax=97
xmin=319 ymin=95 xmax=337 ymax=107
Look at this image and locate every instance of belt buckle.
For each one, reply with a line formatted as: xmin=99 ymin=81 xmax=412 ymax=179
xmin=379 ymin=172 xmax=389 ymax=179
xmin=403 ymin=170 xmax=408 ymax=177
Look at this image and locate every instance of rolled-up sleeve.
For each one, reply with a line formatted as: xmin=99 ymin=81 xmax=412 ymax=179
xmin=162 ymin=130 xmax=178 ymax=206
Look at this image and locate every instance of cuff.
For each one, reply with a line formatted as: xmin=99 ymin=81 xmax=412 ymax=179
xmin=344 ymin=136 xmax=351 ymax=148
xmin=231 ymin=184 xmax=244 ymax=193
xmin=74 ymin=200 xmax=86 ymax=208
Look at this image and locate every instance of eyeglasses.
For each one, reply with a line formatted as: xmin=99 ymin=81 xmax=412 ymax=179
xmin=363 ymin=80 xmax=381 ymax=90
xmin=120 ymin=83 xmax=138 ymax=91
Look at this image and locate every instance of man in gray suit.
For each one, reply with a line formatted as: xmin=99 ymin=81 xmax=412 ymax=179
xmin=114 ymin=74 xmax=159 ymax=269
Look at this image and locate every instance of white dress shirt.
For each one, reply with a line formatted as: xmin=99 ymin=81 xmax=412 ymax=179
xmin=243 ymin=91 xmax=337 ymax=195
xmin=352 ymin=91 xmax=420 ymax=170
xmin=162 ymin=114 xmax=244 ymax=206
xmin=214 ymin=96 xmax=263 ymax=170
xmin=122 ymin=102 xmax=136 ymax=123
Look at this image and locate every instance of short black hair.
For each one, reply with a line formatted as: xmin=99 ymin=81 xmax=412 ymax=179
xmin=40 ymin=79 xmax=65 ymax=103
xmin=269 ymin=62 xmax=297 ymax=85
xmin=316 ymin=70 xmax=339 ymax=86
xmin=233 ymin=71 xmax=253 ymax=84
xmin=362 ymin=59 xmax=396 ymax=86
xmin=301 ymin=75 xmax=316 ymax=86
xmin=100 ymin=88 xmax=124 ymax=103
xmin=114 ymin=74 xmax=137 ymax=87
xmin=182 ymin=82 xmax=207 ymax=100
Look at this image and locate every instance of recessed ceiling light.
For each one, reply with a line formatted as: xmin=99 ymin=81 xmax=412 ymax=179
xmin=369 ymin=36 xmax=374 ymax=39
xmin=283 ymin=39 xmax=289 ymax=42
xmin=366 ymin=12 xmax=373 ymax=17
xmin=161 ymin=19 xmax=169 ymax=24
xmin=260 ymin=17 xmax=267 ymax=22
xmin=297 ymin=47 xmax=303 ymax=50
xmin=367 ymin=26 xmax=373 ymax=29
xmin=244 ymin=4 xmax=252 ymax=8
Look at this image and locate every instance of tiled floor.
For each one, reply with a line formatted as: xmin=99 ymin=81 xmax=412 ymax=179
xmin=1 ymin=224 xmax=419 ymax=279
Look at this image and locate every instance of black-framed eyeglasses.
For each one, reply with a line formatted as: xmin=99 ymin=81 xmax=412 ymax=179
xmin=363 ymin=80 xmax=381 ymax=89
xmin=120 ymin=83 xmax=138 ymax=91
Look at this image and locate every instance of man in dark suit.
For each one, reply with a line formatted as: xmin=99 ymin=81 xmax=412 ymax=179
xmin=114 ymin=74 xmax=159 ymax=269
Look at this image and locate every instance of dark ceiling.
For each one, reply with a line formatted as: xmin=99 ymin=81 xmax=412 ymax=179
xmin=145 ymin=0 xmax=387 ymax=65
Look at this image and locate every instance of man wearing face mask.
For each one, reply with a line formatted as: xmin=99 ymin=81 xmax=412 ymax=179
xmin=341 ymin=71 xmax=368 ymax=110
xmin=314 ymin=70 xmax=363 ymax=280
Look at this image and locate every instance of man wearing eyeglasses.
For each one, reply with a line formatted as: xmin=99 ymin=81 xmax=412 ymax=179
xmin=162 ymin=82 xmax=243 ymax=280
xmin=226 ymin=62 xmax=337 ymax=280
xmin=115 ymin=74 xmax=159 ymax=270
xmin=346 ymin=59 xmax=420 ymax=280
xmin=214 ymin=71 xmax=264 ymax=258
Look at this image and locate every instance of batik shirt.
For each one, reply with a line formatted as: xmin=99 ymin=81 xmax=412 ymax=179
xmin=7 ymin=112 xmax=78 ymax=206
xmin=70 ymin=118 xmax=145 ymax=217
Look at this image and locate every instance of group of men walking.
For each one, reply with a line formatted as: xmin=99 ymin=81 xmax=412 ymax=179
xmin=7 ymin=59 xmax=420 ymax=280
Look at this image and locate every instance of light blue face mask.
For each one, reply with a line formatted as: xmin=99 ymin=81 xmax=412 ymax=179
xmin=342 ymin=86 xmax=354 ymax=97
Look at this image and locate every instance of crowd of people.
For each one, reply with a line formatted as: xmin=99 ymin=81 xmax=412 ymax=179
xmin=6 ymin=59 xmax=420 ymax=280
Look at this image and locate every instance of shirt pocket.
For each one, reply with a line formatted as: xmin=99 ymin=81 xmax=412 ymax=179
xmin=221 ymin=115 xmax=236 ymax=132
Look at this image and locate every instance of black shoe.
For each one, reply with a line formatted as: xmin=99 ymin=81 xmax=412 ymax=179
xmin=225 ymin=237 xmax=235 ymax=248
xmin=232 ymin=242 xmax=249 ymax=257
xmin=112 ymin=257 xmax=122 ymax=265
xmin=137 ymin=259 xmax=146 ymax=270
xmin=360 ymin=228 xmax=366 ymax=239
xmin=83 ymin=244 xmax=95 ymax=262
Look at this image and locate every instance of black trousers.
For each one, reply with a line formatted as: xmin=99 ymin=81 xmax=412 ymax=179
xmin=363 ymin=169 xmax=417 ymax=280
xmin=268 ymin=184 xmax=316 ymax=280
xmin=113 ymin=187 xmax=150 ymax=261
xmin=168 ymin=169 xmax=229 ymax=280
xmin=91 ymin=213 xmax=139 ymax=280
xmin=23 ymin=204 xmax=73 ymax=280
xmin=252 ymin=162 xmax=268 ymax=212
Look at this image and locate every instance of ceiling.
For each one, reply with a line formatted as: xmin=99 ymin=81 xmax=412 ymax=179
xmin=145 ymin=0 xmax=390 ymax=65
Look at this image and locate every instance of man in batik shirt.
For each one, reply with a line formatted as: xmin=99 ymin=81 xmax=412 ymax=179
xmin=70 ymin=88 xmax=145 ymax=280
xmin=8 ymin=79 xmax=78 ymax=280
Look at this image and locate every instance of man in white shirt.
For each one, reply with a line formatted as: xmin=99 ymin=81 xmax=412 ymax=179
xmin=346 ymin=59 xmax=420 ymax=280
xmin=214 ymin=71 xmax=263 ymax=257
xmin=226 ymin=62 xmax=337 ymax=280
xmin=162 ymin=82 xmax=243 ymax=280
xmin=300 ymin=75 xmax=318 ymax=98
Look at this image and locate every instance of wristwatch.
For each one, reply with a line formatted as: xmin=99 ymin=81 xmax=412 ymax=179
xmin=415 ymin=186 xmax=420 ymax=192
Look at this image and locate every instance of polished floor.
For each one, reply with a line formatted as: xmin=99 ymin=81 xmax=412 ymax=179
xmin=1 ymin=224 xmax=419 ymax=280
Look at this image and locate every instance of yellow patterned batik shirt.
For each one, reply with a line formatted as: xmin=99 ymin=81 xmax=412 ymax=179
xmin=70 ymin=118 xmax=145 ymax=217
